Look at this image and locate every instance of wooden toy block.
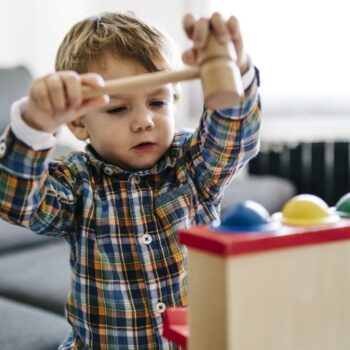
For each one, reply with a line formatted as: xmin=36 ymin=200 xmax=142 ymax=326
xmin=164 ymin=222 xmax=350 ymax=350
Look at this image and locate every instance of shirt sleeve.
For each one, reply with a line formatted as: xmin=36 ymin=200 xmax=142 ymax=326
xmin=0 ymin=127 xmax=76 ymax=236
xmin=10 ymin=97 xmax=60 ymax=151
xmin=184 ymin=64 xmax=261 ymax=203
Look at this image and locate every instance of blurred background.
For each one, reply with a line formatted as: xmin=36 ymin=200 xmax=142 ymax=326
xmin=0 ymin=4 xmax=350 ymax=348
xmin=1 ymin=0 xmax=350 ymax=203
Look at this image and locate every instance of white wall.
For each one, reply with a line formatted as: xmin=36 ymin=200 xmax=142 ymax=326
xmin=5 ymin=1 xmax=348 ymax=142
xmin=210 ymin=0 xmax=350 ymax=114
xmin=0 ymin=0 xmax=212 ymax=128
xmin=0 ymin=0 xmax=203 ymax=75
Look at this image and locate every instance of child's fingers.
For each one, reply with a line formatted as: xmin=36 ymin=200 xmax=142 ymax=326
xmin=79 ymin=73 xmax=110 ymax=109
xmin=46 ymin=73 xmax=66 ymax=112
xmin=182 ymin=14 xmax=201 ymax=64
xmin=226 ymin=15 xmax=241 ymax=41
xmin=226 ymin=16 xmax=244 ymax=61
xmin=80 ymin=72 xmax=105 ymax=89
xmin=74 ymin=73 xmax=110 ymax=116
xmin=76 ymin=95 xmax=110 ymax=117
xmin=182 ymin=48 xmax=197 ymax=66
xmin=211 ymin=12 xmax=231 ymax=45
xmin=183 ymin=13 xmax=196 ymax=39
xmin=192 ymin=17 xmax=210 ymax=49
xmin=29 ymin=77 xmax=53 ymax=114
xmin=60 ymin=71 xmax=82 ymax=109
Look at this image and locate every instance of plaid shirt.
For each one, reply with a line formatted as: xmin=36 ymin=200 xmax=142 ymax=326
xmin=0 ymin=73 xmax=260 ymax=349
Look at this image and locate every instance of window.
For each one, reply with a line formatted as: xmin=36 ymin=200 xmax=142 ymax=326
xmin=210 ymin=0 xmax=350 ymax=115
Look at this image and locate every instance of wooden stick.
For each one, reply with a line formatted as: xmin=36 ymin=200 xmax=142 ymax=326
xmin=82 ymin=34 xmax=244 ymax=109
xmin=82 ymin=66 xmax=200 ymax=99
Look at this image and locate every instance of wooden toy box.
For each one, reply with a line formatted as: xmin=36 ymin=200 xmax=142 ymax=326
xmin=163 ymin=223 xmax=350 ymax=350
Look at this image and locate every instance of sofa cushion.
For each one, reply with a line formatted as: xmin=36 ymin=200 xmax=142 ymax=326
xmin=0 ymin=296 xmax=70 ymax=350
xmin=0 ymin=219 xmax=60 ymax=255
xmin=0 ymin=66 xmax=32 ymax=133
xmin=0 ymin=241 xmax=70 ymax=314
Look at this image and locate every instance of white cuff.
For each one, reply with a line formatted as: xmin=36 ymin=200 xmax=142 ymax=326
xmin=10 ymin=97 xmax=60 ymax=151
xmin=242 ymin=63 xmax=256 ymax=90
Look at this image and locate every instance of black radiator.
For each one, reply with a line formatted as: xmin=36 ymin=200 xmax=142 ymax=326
xmin=248 ymin=142 xmax=350 ymax=205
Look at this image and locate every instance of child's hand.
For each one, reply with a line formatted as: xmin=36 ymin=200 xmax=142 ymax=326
xmin=182 ymin=13 xmax=250 ymax=75
xmin=22 ymin=71 xmax=109 ymax=133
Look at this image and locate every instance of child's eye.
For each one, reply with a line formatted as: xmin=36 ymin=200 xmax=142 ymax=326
xmin=106 ymin=106 xmax=127 ymax=114
xmin=150 ymin=100 xmax=167 ymax=108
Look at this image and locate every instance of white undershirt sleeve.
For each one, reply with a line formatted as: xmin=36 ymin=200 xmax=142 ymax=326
xmin=10 ymin=97 xmax=60 ymax=151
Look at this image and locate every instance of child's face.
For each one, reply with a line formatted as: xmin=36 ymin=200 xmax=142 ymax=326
xmin=78 ymin=53 xmax=176 ymax=170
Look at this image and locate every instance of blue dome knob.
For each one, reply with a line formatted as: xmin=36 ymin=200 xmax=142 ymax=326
xmin=213 ymin=200 xmax=279 ymax=233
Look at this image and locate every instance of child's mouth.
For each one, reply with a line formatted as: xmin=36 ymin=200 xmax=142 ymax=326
xmin=132 ymin=142 xmax=157 ymax=152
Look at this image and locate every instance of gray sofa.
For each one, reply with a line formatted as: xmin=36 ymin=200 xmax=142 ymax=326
xmin=0 ymin=66 xmax=72 ymax=350
xmin=0 ymin=66 xmax=296 ymax=350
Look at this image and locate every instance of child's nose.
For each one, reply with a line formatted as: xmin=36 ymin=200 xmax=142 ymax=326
xmin=130 ymin=111 xmax=155 ymax=132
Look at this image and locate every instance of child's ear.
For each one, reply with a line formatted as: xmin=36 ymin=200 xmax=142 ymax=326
xmin=67 ymin=117 xmax=89 ymax=141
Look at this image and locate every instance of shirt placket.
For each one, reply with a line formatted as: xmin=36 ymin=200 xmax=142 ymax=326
xmin=127 ymin=174 xmax=166 ymax=341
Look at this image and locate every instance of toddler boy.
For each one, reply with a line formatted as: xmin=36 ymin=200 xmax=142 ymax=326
xmin=0 ymin=12 xmax=260 ymax=350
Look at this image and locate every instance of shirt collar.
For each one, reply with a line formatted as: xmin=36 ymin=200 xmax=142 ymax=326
xmin=85 ymin=132 xmax=184 ymax=177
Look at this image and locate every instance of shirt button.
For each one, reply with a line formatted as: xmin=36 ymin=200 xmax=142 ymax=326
xmin=0 ymin=141 xmax=6 ymax=158
xmin=155 ymin=302 xmax=166 ymax=314
xmin=103 ymin=167 xmax=114 ymax=176
xmin=133 ymin=175 xmax=141 ymax=184
xmin=141 ymin=234 xmax=152 ymax=245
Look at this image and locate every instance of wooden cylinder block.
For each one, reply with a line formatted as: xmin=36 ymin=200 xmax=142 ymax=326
xmin=197 ymin=34 xmax=244 ymax=109
xmin=201 ymin=58 xmax=243 ymax=110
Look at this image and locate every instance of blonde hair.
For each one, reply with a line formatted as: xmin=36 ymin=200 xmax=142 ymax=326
xmin=55 ymin=12 xmax=181 ymax=99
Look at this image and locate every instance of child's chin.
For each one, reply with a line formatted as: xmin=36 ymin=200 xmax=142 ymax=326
xmin=126 ymin=158 xmax=159 ymax=171
xmin=133 ymin=161 xmax=157 ymax=170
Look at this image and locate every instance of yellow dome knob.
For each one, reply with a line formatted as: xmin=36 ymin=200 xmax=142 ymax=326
xmin=280 ymin=194 xmax=340 ymax=226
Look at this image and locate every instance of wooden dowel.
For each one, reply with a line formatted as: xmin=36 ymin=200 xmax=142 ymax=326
xmin=82 ymin=66 xmax=200 ymax=99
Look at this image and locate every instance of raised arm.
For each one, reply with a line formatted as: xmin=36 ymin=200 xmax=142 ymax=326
xmin=181 ymin=13 xmax=261 ymax=202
